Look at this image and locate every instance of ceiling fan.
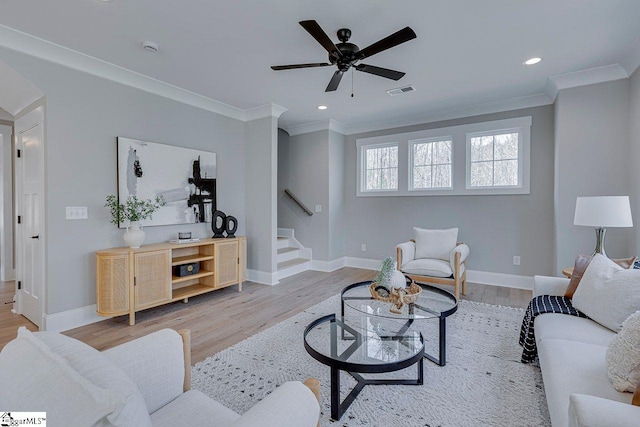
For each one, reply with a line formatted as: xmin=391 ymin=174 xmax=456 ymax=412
xmin=271 ymin=20 xmax=417 ymax=92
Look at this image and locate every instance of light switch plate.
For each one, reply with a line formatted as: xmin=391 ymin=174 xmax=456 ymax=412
xmin=315 ymin=204 xmax=322 ymax=213
xmin=66 ymin=206 xmax=88 ymax=220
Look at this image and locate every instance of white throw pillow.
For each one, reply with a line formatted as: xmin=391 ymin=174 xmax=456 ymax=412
xmin=413 ymin=227 xmax=458 ymax=261
xmin=606 ymin=311 xmax=640 ymax=392
xmin=572 ymin=254 xmax=640 ymax=332
xmin=0 ymin=327 xmax=122 ymax=426
xmin=35 ymin=331 xmax=153 ymax=426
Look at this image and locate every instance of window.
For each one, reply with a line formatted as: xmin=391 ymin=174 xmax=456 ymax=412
xmin=410 ymin=138 xmax=452 ymax=190
xmin=363 ymin=144 xmax=398 ymax=191
xmin=467 ymin=130 xmax=521 ymax=188
xmin=356 ymin=116 xmax=530 ymax=197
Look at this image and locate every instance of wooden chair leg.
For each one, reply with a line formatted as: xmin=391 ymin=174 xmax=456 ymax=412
xmin=462 ymin=271 xmax=467 ymax=295
xmin=303 ymin=377 xmax=321 ymax=427
xmin=178 ymin=329 xmax=191 ymax=392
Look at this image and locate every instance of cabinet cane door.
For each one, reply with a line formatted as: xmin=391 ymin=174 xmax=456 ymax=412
xmin=96 ymin=253 xmax=130 ymax=316
xmin=215 ymin=241 xmax=239 ymax=287
xmin=134 ymin=250 xmax=171 ymax=309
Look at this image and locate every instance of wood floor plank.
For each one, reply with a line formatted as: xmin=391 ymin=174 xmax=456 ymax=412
xmin=0 ymin=268 xmax=532 ymax=361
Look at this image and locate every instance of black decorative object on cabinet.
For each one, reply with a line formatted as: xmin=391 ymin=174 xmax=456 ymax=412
xmin=225 ymin=216 xmax=238 ymax=238
xmin=212 ymin=210 xmax=226 ymax=238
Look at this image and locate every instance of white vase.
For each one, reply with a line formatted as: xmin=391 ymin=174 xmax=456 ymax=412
xmin=123 ymin=222 xmax=145 ymax=248
xmin=390 ymin=269 xmax=407 ymax=290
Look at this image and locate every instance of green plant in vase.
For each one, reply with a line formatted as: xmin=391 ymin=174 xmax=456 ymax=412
xmin=105 ymin=195 xmax=165 ymax=248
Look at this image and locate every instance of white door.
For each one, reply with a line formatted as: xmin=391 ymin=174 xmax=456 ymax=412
xmin=15 ymin=107 xmax=45 ymax=327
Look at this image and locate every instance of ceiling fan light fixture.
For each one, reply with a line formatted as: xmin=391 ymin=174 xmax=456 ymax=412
xmin=524 ymin=57 xmax=542 ymax=66
xmin=317 ymin=105 xmax=328 ymax=110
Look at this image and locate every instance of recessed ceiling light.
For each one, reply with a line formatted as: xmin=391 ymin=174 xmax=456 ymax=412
xmin=317 ymin=105 xmax=328 ymax=110
xmin=524 ymin=57 xmax=542 ymax=66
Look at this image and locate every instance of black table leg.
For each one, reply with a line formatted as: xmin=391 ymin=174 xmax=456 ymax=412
xmin=423 ymin=316 xmax=447 ymax=366
xmin=330 ymin=366 xmax=341 ymax=420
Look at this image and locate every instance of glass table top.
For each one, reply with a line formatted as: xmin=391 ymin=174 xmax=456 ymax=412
xmin=304 ymin=314 xmax=424 ymax=371
xmin=341 ymin=280 xmax=458 ymax=320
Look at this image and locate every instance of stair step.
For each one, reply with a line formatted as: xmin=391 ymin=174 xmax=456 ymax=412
xmin=277 ymin=247 xmax=297 ymax=255
xmin=277 ymin=237 xmax=290 ymax=249
xmin=277 ymin=236 xmax=287 ymax=240
xmin=277 ymin=258 xmax=310 ymax=270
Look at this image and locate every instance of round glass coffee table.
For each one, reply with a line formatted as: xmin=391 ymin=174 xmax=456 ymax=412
xmin=304 ymin=313 xmax=424 ymax=421
xmin=341 ymin=280 xmax=458 ymax=366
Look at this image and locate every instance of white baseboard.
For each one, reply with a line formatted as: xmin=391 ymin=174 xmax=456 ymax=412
xmin=1 ymin=268 xmax=15 ymax=282
xmin=311 ymin=258 xmax=346 ymax=272
xmin=341 ymin=256 xmax=533 ymax=290
xmin=466 ymin=270 xmax=533 ymax=290
xmin=42 ymin=304 xmax=106 ymax=333
xmin=247 ymin=269 xmax=280 ymax=286
xmin=343 ymin=257 xmax=382 ymax=270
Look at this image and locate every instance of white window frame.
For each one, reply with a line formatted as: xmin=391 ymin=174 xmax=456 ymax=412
xmin=466 ymin=128 xmax=524 ymax=190
xmin=358 ymin=141 xmax=400 ymax=194
xmin=408 ymin=136 xmax=454 ymax=192
xmin=356 ymin=116 xmax=531 ymax=197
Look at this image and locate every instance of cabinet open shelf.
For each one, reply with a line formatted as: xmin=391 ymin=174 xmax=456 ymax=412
xmin=171 ymin=284 xmax=214 ymax=301
xmin=172 ymin=270 xmax=213 ymax=283
xmin=171 ymin=254 xmax=214 ymax=266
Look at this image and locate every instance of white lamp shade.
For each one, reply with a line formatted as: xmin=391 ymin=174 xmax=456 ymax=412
xmin=574 ymin=196 xmax=633 ymax=227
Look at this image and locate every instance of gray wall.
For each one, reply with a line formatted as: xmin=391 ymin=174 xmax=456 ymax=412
xmin=278 ymin=129 xmax=331 ymax=260
xmin=0 ymin=124 xmax=14 ymax=281
xmin=245 ymin=116 xmax=278 ymax=275
xmin=328 ymin=130 xmax=346 ymax=260
xmin=0 ymin=47 xmax=246 ymax=314
xmin=344 ymin=105 xmax=556 ymax=276
xmin=554 ymin=79 xmax=631 ymax=273
xmin=630 ymin=69 xmax=640 ymax=255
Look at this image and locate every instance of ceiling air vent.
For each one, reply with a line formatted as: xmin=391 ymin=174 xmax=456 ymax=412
xmin=386 ymin=85 xmax=416 ymax=96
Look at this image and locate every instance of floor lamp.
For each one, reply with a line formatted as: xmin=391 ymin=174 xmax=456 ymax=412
xmin=574 ymin=196 xmax=633 ymax=257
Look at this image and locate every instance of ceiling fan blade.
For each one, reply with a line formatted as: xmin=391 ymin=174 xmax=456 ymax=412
xmin=356 ymin=27 xmax=417 ymax=60
xmin=325 ymin=70 xmax=344 ymax=92
xmin=271 ymin=63 xmax=332 ymax=71
xmin=299 ymin=20 xmax=342 ymax=59
xmin=355 ymin=64 xmax=406 ymax=80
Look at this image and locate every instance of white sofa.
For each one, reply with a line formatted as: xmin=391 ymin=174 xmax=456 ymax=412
xmin=0 ymin=327 xmax=320 ymax=427
xmin=533 ymin=275 xmax=640 ymax=426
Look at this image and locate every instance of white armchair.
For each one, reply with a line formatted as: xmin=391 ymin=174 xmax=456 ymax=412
xmin=396 ymin=227 xmax=469 ymax=299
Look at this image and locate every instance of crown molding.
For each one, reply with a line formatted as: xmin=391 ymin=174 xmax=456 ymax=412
xmin=621 ymin=37 xmax=640 ymax=77
xmin=244 ymin=103 xmax=287 ymax=121
xmin=339 ymin=93 xmax=552 ymax=136
xmin=545 ymin=64 xmax=629 ymax=101
xmin=285 ymin=118 xmax=347 ymax=136
xmin=0 ymin=24 xmax=251 ymax=121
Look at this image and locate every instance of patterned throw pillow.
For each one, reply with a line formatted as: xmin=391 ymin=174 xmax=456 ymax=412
xmin=606 ymin=311 xmax=640 ymax=392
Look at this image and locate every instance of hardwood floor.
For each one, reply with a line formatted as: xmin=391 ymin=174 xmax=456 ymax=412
xmin=0 ymin=268 xmax=531 ymax=362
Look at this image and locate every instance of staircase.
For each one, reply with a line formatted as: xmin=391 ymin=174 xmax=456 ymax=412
xmin=277 ymin=229 xmax=311 ymax=280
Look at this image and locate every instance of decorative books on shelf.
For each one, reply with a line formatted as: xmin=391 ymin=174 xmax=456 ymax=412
xmin=169 ymin=238 xmax=201 ymax=244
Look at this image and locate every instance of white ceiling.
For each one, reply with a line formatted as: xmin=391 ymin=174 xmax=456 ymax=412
xmin=0 ymin=0 xmax=639 ymax=130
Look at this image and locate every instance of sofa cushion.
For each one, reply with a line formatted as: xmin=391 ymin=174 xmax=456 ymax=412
xmin=413 ymin=227 xmax=458 ymax=261
xmin=401 ymin=258 xmax=454 ymax=278
xmin=607 ymin=311 xmax=640 ymax=392
xmin=573 ymin=254 xmax=640 ymax=332
xmin=0 ymin=327 xmax=121 ymax=426
xmin=534 ymin=313 xmax=615 ymax=347
xmin=538 ymin=338 xmax=631 ymax=427
xmin=568 ymin=394 xmax=640 ymax=427
xmin=35 ymin=331 xmax=153 ymax=426
xmin=150 ymin=390 xmax=240 ymax=427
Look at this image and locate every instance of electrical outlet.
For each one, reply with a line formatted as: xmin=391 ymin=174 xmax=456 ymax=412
xmin=66 ymin=206 xmax=88 ymax=220
xmin=513 ymin=256 xmax=521 ymax=266
xmin=361 ymin=244 xmax=367 ymax=252
xmin=315 ymin=204 xmax=322 ymax=213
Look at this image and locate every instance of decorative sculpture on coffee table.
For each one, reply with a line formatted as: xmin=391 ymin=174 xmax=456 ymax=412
xmin=370 ymin=257 xmax=421 ymax=314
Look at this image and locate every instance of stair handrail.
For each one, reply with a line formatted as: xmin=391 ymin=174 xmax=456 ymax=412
xmin=284 ymin=189 xmax=313 ymax=216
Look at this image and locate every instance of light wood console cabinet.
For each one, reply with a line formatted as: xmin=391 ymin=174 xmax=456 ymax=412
xmin=97 ymin=237 xmax=246 ymax=325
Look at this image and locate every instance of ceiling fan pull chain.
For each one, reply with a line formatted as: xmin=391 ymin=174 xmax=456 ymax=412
xmin=351 ymin=68 xmax=354 ymax=98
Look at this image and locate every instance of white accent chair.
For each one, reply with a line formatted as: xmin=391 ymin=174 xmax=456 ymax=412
xmin=396 ymin=227 xmax=469 ymax=299
xmin=0 ymin=327 xmax=321 ymax=427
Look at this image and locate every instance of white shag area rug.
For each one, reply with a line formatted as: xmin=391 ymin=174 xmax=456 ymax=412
xmin=192 ymin=295 xmax=550 ymax=426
